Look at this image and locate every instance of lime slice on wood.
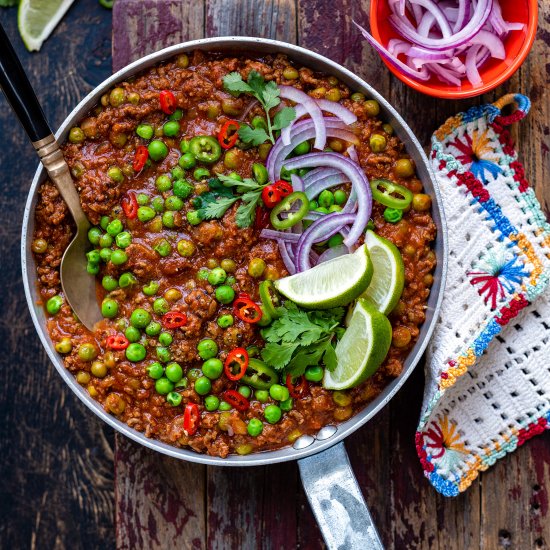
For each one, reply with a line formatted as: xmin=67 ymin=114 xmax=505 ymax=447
xmin=361 ymin=230 xmax=405 ymax=315
xmin=18 ymin=0 xmax=75 ymax=52
xmin=274 ymin=243 xmax=373 ymax=309
xmin=323 ymin=298 xmax=392 ymax=390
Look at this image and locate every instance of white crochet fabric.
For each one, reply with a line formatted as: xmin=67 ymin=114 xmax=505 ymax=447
xmin=415 ymin=94 xmax=550 ymax=496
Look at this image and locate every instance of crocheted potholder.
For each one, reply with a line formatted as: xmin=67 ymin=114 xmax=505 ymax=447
xmin=416 ymin=94 xmax=550 ymax=497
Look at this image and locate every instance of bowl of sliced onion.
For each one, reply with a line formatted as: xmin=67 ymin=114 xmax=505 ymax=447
xmin=360 ymin=0 xmax=538 ymax=99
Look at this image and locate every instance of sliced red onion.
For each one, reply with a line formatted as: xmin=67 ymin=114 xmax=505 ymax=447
xmin=295 ymin=213 xmax=356 ymax=272
xmin=267 ymin=117 xmax=358 ymax=181
xmin=260 ymin=229 xmax=301 ymax=243
xmin=468 ymin=29 xmax=505 ymax=59
xmin=283 ymin=152 xmax=372 ymax=248
xmin=409 ymin=0 xmax=453 ymax=38
xmin=347 ymin=145 xmax=359 ymax=164
xmin=279 ymin=86 xmax=326 ymax=150
xmin=454 ymin=0 xmax=470 ymax=32
xmin=465 ymin=44 xmax=483 ymax=86
xmin=290 ymin=174 xmax=304 ymax=192
xmin=240 ymin=99 xmax=259 ymax=121
xmin=278 ymin=241 xmax=296 ymax=274
xmin=317 ymin=244 xmax=350 ymax=264
xmin=315 ymin=99 xmax=357 ymax=125
xmin=302 ymin=167 xmax=341 ymax=188
xmin=280 ymin=104 xmax=307 ymax=146
xmin=305 ymin=172 xmax=350 ymax=200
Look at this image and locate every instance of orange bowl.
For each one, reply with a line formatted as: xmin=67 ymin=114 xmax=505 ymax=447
xmin=369 ymin=0 xmax=538 ymax=99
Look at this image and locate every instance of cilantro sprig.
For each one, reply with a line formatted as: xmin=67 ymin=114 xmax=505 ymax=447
xmin=223 ymin=70 xmax=296 ymax=146
xmin=197 ymin=175 xmax=266 ymax=229
xmin=260 ymin=302 xmax=345 ymax=376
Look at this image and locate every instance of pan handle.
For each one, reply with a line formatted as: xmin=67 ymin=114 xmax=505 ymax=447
xmin=298 ymin=442 xmax=385 ymax=550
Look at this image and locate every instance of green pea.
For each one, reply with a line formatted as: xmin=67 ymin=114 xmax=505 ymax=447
xmin=109 ymin=87 xmax=125 ymax=107
xmin=106 ymin=219 xmax=123 ymax=236
xmin=155 ymin=175 xmax=171 ymax=193
xmin=223 ymin=150 xmax=241 ymax=170
xmin=364 ymin=99 xmax=380 ymax=117
xmin=145 ymin=321 xmax=162 ymax=337
xmin=315 ymin=207 xmax=329 ymax=214
xmin=162 ymin=211 xmax=176 ymax=228
xmin=165 ymin=195 xmax=183 ymax=211
xmin=136 ymin=194 xmax=149 ymax=206
xmin=333 ymin=189 xmax=347 ymax=205
xmin=143 ymin=281 xmax=159 ymax=296
xmin=55 ymin=337 xmax=72 ymax=354
xmin=99 ymin=248 xmax=112 ymax=263
xmin=153 ymin=298 xmax=169 ymax=315
xmin=100 ymin=216 xmax=110 ymax=230
xmin=101 ymin=298 xmax=119 ymax=318
xmin=177 ymin=239 xmax=195 ymax=257
xmin=154 ymin=238 xmax=171 ymax=257
xmin=107 ymin=166 xmax=124 ymax=183
xmin=165 ymin=392 xmax=182 ymax=406
xmin=169 ymin=108 xmax=183 ymax=121
xmin=280 ymin=398 xmax=293 ymax=412
xmin=202 ymin=358 xmax=223 ymax=380
xmin=264 ymin=404 xmax=282 ymax=424
xmin=125 ymin=343 xmax=146 ymax=362
xmin=395 ymin=158 xmax=414 ymax=178
xmin=187 ymin=210 xmax=202 ymax=225
xmin=218 ymin=401 xmax=231 ymax=411
xmin=293 ymin=141 xmax=310 ymax=156
xmin=99 ymin=233 xmax=113 ymax=248
xmin=130 ymin=308 xmax=151 ymax=329
xmin=119 ymin=272 xmax=137 ymax=288
xmin=86 ymin=250 xmax=100 ymax=264
xmin=136 ymin=124 xmax=154 ymax=140
xmin=187 ymin=368 xmax=202 ymax=382
xmin=88 ymin=227 xmax=102 ymax=245
xmin=305 ymin=365 xmax=324 ymax=382
xmin=269 ymin=384 xmax=290 ymax=402
xmin=251 ymin=116 xmax=267 ymax=130
xmin=101 ymin=276 xmax=118 ymax=292
xmin=197 ymin=268 xmax=209 ymax=280
xmin=163 ymin=121 xmax=180 ymax=137
xmin=328 ymin=234 xmax=344 ymax=248
xmin=247 ymin=418 xmax=264 ymax=437
xmin=86 ymin=262 xmax=100 ymax=275
xmin=155 ymin=377 xmax=174 ymax=395
xmin=351 ymin=92 xmax=365 ymax=102
xmin=46 ymin=295 xmax=63 ymax=315
xmin=197 ymin=339 xmax=218 ymax=360
xmin=136 ymin=206 xmax=155 ymax=223
xmin=207 ymin=267 xmax=226 ymax=286
xmin=205 ymin=395 xmax=220 ymax=411
xmin=193 ymin=167 xmax=210 ymax=181
xmin=318 ymin=190 xmax=335 ymax=208
xmin=165 ymin=362 xmax=183 ymax=383
xmin=412 ymin=193 xmax=432 ymax=212
xmin=215 ymin=285 xmax=235 ymax=304
xmin=173 ymin=179 xmax=193 ymax=199
xmin=248 ymin=258 xmax=266 ymax=278
xmin=282 ymin=66 xmax=299 ymax=80
xmin=180 ymin=139 xmax=190 ymax=153
xmin=115 ymin=231 xmax=131 ymax=249
xmin=116 ymin=318 xmax=128 ymax=331
xmin=171 ymin=166 xmax=185 ymax=180
xmin=147 ymin=362 xmax=164 ymax=379
xmin=251 ymin=163 xmax=268 ymax=185
xmin=179 ymin=152 xmax=196 ymax=170
xmin=383 ymin=207 xmax=403 ymax=223
xmin=369 ymin=134 xmax=387 ymax=152
xmin=110 ymin=250 xmax=128 ymax=265
xmin=69 ymin=127 xmax=85 ymax=144
xmin=255 ymin=390 xmax=269 ymax=403
xmin=148 ymin=140 xmax=169 ymax=162
xmin=217 ymin=314 xmax=234 ymax=328
xmin=195 ymin=376 xmax=212 ymax=395
xmin=125 ymin=326 xmax=141 ymax=343
xmin=156 ymin=346 xmax=171 ymax=363
xmin=151 ymin=196 xmax=165 ymax=213
xmin=175 ymin=378 xmax=188 ymax=389
xmin=78 ymin=343 xmax=97 ymax=362
xmin=238 ymin=386 xmax=251 ymax=399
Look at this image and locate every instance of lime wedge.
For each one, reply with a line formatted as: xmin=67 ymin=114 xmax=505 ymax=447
xmin=274 ymin=243 xmax=373 ymax=309
xmin=18 ymin=0 xmax=75 ymax=52
xmin=323 ymin=298 xmax=392 ymax=390
xmin=361 ymin=230 xmax=405 ymax=315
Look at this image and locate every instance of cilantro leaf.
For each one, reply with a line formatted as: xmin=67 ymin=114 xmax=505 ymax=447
xmin=323 ymin=342 xmax=338 ymax=372
xmin=261 ymin=80 xmax=281 ymax=111
xmin=235 ymin=190 xmax=262 ymax=228
xmin=238 ymin=125 xmax=270 ymax=146
xmin=206 ymin=178 xmax=236 ymax=198
xmin=217 ymin=174 xmax=262 ymax=191
xmin=200 ymin=196 xmax=238 ymax=220
xmin=247 ymin=70 xmax=266 ymax=96
xmin=272 ymin=107 xmax=296 ymax=131
xmin=222 ymin=72 xmax=253 ymax=96
xmin=261 ymin=342 xmax=299 ymax=370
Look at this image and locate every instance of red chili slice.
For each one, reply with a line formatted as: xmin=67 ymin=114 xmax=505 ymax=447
xmin=254 ymin=206 xmax=271 ymax=229
xmin=121 ymin=191 xmax=138 ymax=219
xmin=261 ymin=185 xmax=281 ymax=209
xmin=159 ymin=90 xmax=177 ymax=114
xmin=224 ymin=347 xmax=249 ymax=381
xmin=217 ymin=119 xmax=240 ymax=149
xmin=106 ymin=334 xmax=129 ymax=350
xmin=233 ymin=295 xmax=263 ymax=324
xmin=133 ymin=145 xmax=149 ymax=172
xmin=223 ymin=389 xmax=250 ymax=412
xmin=162 ymin=311 xmax=187 ymax=329
xmin=273 ymin=180 xmax=293 ymax=198
xmin=286 ymin=374 xmax=309 ymax=398
xmin=183 ymin=403 xmax=200 ymax=436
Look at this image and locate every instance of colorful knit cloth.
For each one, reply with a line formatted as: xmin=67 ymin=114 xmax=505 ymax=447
xmin=416 ymin=94 xmax=550 ymax=496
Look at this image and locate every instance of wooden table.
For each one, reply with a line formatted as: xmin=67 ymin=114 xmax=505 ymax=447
xmin=0 ymin=0 xmax=549 ymax=548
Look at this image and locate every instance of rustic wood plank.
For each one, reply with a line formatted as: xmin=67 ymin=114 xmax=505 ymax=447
xmin=112 ymin=0 xmax=205 ymax=72
xmin=0 ymin=4 xmax=115 ymax=550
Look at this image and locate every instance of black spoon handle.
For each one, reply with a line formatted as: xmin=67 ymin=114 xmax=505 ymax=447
xmin=0 ymin=21 xmax=51 ymax=142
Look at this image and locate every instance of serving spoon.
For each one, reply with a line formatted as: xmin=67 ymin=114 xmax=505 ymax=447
xmin=0 ymin=23 xmax=102 ymax=330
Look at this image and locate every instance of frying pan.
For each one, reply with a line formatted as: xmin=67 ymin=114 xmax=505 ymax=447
xmin=19 ymin=37 xmax=447 ymax=549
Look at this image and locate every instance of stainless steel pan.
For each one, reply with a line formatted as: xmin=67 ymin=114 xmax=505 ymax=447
xmin=21 ymin=37 xmax=447 ymax=549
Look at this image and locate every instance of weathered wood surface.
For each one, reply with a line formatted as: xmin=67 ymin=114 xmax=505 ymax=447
xmin=0 ymin=0 xmax=548 ymax=548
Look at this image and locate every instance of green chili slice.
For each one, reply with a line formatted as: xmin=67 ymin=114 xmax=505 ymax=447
xmin=370 ymin=179 xmax=413 ymax=210
xmin=259 ymin=280 xmax=282 ymax=319
xmin=241 ymin=358 xmax=279 ymax=390
xmin=270 ymin=191 xmax=310 ymax=230
xmin=189 ymin=136 xmax=222 ymax=164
